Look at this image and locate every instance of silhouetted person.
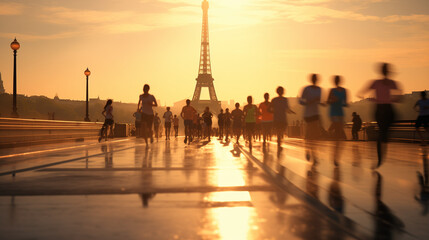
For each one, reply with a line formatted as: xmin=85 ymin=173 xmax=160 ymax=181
xmin=181 ymin=99 xmax=196 ymax=145
xmin=99 ymin=99 xmax=114 ymax=142
xmin=259 ymin=93 xmax=274 ymax=144
xmin=137 ymin=84 xmax=158 ymax=145
xmin=351 ymin=112 xmax=362 ymax=141
xmin=163 ymin=107 xmax=173 ymax=140
xmin=300 ymin=74 xmax=322 ymax=164
xmin=270 ymin=86 xmax=295 ymax=148
xmin=231 ymin=103 xmax=244 ymax=143
xmin=202 ymin=107 xmax=213 ymax=141
xmin=327 ymin=76 xmax=348 ymax=166
xmin=414 ymin=91 xmax=429 ymax=145
xmin=224 ymin=108 xmax=232 ymax=141
xmin=358 ymin=63 xmax=402 ymax=168
xmin=218 ymin=109 xmax=225 ymax=140
xmin=153 ymin=113 xmax=161 ymax=140
xmin=243 ymin=96 xmax=258 ymax=150
xmin=133 ymin=110 xmax=142 ymax=137
xmin=173 ymin=115 xmax=179 ymax=138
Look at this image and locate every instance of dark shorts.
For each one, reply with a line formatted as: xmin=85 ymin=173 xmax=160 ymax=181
xmin=416 ymin=115 xmax=429 ymax=128
xmin=141 ymin=114 xmax=153 ymax=127
xmin=233 ymin=121 xmax=242 ymax=130
xmin=304 ymin=115 xmax=320 ymax=123
xmin=104 ymin=119 xmax=114 ymax=126
xmin=204 ymin=120 xmax=212 ymax=127
xmin=184 ymin=120 xmax=193 ymax=128
xmin=165 ymin=122 xmax=171 ymax=128
xmin=246 ymin=122 xmax=256 ymax=133
xmin=273 ymin=121 xmax=286 ymax=132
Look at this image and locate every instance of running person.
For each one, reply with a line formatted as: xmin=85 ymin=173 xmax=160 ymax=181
xmin=300 ymin=74 xmax=323 ymax=164
xmin=414 ymin=91 xmax=429 ymax=145
xmin=202 ymin=107 xmax=213 ymax=141
xmin=224 ymin=108 xmax=232 ymax=141
xmin=181 ymin=99 xmax=197 ymax=145
xmin=137 ymin=84 xmax=158 ymax=145
xmin=163 ymin=107 xmax=173 ymax=140
xmin=243 ymin=96 xmax=258 ymax=150
xmin=153 ymin=113 xmax=161 ymax=140
xmin=358 ymin=63 xmax=402 ymax=168
xmin=231 ymin=103 xmax=244 ymax=143
xmin=173 ymin=115 xmax=179 ymax=138
xmin=99 ymin=99 xmax=114 ymax=142
xmin=259 ymin=93 xmax=274 ymax=144
xmin=271 ymin=87 xmax=295 ymax=147
xmin=218 ymin=109 xmax=225 ymax=140
xmin=327 ymin=75 xmax=348 ymax=140
xmin=327 ymin=75 xmax=348 ymax=166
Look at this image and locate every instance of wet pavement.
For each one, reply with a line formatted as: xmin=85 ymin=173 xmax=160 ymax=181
xmin=239 ymin=138 xmax=429 ymax=240
xmin=1 ymin=137 xmax=428 ymax=239
xmin=0 ymin=138 xmax=356 ymax=240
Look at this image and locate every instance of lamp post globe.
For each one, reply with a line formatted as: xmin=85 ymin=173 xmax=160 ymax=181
xmin=84 ymin=68 xmax=91 ymax=122
xmin=10 ymin=38 xmax=20 ymax=118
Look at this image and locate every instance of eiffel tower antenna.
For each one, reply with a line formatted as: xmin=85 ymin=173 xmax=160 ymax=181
xmin=191 ymin=0 xmax=221 ymax=113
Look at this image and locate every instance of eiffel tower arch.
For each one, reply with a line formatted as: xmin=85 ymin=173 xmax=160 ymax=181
xmin=191 ymin=0 xmax=221 ymax=113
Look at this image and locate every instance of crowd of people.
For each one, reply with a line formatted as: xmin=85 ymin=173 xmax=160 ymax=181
xmin=97 ymin=63 xmax=429 ymax=168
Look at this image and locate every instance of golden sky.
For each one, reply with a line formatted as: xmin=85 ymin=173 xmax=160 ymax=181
xmin=0 ymin=0 xmax=428 ymax=105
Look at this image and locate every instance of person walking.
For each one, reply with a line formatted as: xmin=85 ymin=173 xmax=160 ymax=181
xmin=358 ymin=63 xmax=402 ymax=168
xmin=181 ymin=99 xmax=197 ymax=144
xmin=259 ymin=93 xmax=274 ymax=144
xmin=133 ymin=110 xmax=142 ymax=138
xmin=243 ymin=96 xmax=258 ymax=150
xmin=99 ymin=99 xmax=114 ymax=142
xmin=414 ymin=91 xmax=429 ymax=145
xmin=202 ymin=107 xmax=213 ymax=141
xmin=271 ymin=87 xmax=295 ymax=148
xmin=163 ymin=107 xmax=173 ymax=140
xmin=137 ymin=84 xmax=158 ymax=145
xmin=351 ymin=112 xmax=362 ymax=141
xmin=231 ymin=103 xmax=244 ymax=143
xmin=173 ymin=115 xmax=179 ymax=138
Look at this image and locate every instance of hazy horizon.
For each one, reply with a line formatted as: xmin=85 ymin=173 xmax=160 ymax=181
xmin=1 ymin=0 xmax=428 ymax=106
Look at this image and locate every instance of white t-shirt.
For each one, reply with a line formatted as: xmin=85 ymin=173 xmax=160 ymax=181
xmin=300 ymin=85 xmax=321 ymax=118
xmin=163 ymin=111 xmax=173 ymax=122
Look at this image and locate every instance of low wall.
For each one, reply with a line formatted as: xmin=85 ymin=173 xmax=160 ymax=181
xmin=0 ymin=118 xmax=104 ymax=148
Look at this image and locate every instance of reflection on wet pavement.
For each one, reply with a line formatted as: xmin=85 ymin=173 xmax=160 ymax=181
xmin=240 ymin=138 xmax=429 ymax=239
xmin=0 ymin=138 xmax=356 ymax=240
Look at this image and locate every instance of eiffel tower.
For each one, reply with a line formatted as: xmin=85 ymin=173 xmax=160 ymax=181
xmin=191 ymin=0 xmax=221 ymax=113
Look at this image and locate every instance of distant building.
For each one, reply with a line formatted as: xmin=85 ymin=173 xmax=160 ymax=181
xmin=0 ymin=72 xmax=5 ymax=94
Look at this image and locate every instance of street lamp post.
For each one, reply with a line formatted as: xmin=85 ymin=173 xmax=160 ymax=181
xmin=84 ymin=68 xmax=91 ymax=121
xmin=10 ymin=38 xmax=20 ymax=118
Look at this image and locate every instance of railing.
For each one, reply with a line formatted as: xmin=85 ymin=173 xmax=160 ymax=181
xmin=0 ymin=118 xmax=103 ymax=148
xmin=345 ymin=120 xmax=419 ymax=142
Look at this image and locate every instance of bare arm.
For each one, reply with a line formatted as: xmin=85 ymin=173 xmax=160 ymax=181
xmin=137 ymin=97 xmax=142 ymax=110
xmin=152 ymin=96 xmax=158 ymax=107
